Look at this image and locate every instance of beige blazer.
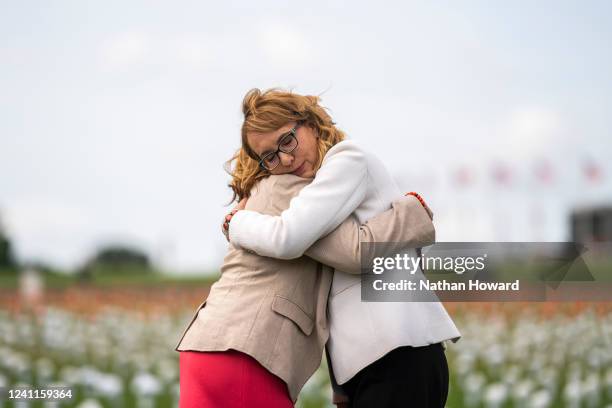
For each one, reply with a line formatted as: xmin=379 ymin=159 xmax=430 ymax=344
xmin=175 ymin=174 xmax=435 ymax=402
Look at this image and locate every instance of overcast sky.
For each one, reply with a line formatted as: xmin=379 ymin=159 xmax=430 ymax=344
xmin=1 ymin=1 xmax=611 ymax=274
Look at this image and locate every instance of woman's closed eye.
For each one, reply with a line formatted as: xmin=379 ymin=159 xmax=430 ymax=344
xmin=280 ymin=135 xmax=293 ymax=147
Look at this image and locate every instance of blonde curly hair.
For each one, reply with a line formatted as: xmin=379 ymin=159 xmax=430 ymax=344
xmin=225 ymin=87 xmax=346 ymax=203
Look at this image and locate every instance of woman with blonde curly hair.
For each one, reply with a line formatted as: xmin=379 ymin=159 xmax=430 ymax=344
xmin=225 ymin=88 xmax=345 ymax=204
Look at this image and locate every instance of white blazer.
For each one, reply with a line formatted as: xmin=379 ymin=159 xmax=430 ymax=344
xmin=230 ymin=140 xmax=461 ymax=385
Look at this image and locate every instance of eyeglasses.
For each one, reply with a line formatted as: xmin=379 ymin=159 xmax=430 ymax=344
xmin=258 ymin=124 xmax=300 ymax=171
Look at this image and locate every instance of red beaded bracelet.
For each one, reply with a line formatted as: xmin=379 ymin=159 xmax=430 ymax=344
xmin=405 ymin=191 xmax=427 ymax=208
xmin=406 ymin=191 xmax=433 ymax=220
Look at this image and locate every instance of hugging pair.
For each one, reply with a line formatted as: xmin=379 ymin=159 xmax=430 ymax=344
xmin=176 ymin=88 xmax=460 ymax=408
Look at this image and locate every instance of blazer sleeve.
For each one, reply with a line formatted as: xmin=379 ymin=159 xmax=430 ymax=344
xmin=228 ymin=141 xmax=368 ymax=259
xmin=304 ymin=195 xmax=436 ymax=274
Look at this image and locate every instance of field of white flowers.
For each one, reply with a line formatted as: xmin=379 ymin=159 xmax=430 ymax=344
xmin=1 ymin=299 xmax=611 ymax=408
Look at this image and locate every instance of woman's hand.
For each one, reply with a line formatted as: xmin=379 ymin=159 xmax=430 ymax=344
xmin=221 ymin=197 xmax=249 ymax=242
xmin=405 ymin=192 xmax=433 ymax=220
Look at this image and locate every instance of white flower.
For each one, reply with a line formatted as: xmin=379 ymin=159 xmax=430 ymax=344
xmin=131 ymin=371 xmax=162 ymax=396
xmin=484 ymin=382 xmax=507 ymax=407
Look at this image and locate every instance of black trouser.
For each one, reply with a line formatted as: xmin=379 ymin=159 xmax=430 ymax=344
xmin=342 ymin=343 xmax=449 ymax=408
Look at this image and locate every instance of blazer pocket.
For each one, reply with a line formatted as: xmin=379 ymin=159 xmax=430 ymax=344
xmin=271 ymin=295 xmax=314 ymax=336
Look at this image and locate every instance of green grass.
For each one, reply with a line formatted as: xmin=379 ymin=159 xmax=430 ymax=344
xmin=0 ymin=268 xmax=219 ymax=289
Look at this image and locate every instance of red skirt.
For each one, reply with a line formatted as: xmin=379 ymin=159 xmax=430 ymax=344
xmin=179 ymin=349 xmax=293 ymax=408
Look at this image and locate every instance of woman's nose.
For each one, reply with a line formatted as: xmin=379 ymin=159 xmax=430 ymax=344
xmin=278 ymin=151 xmax=294 ymax=167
